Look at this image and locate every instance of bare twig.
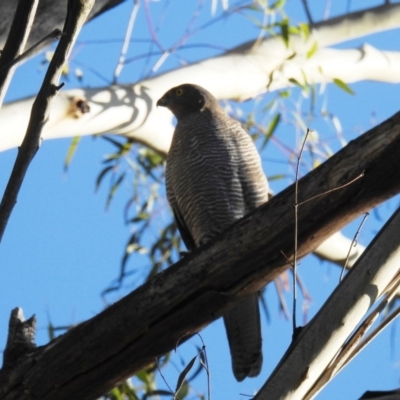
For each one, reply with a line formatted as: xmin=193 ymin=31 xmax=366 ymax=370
xmin=340 ymin=212 xmax=369 ymax=281
xmin=156 ymin=357 xmax=175 ymax=395
xmin=195 ymin=334 xmax=211 ymax=400
xmin=323 ymin=0 xmax=332 ymax=20
xmin=293 ymin=128 xmax=311 ymax=333
xmin=0 ymin=0 xmax=94 ymax=243
xmin=113 ymin=0 xmax=140 ymax=82
xmin=301 ymin=0 xmax=314 ymax=25
xmin=275 ymin=277 xmax=291 ymax=320
xmin=0 ymin=0 xmax=38 ymax=108
xmin=298 ymin=171 xmax=365 ymax=206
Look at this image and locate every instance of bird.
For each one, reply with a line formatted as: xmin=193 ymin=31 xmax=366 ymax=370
xmin=157 ymin=83 xmax=269 ymax=381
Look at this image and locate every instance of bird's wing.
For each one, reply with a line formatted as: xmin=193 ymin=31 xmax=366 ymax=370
xmin=173 ymin=208 xmax=196 ymax=251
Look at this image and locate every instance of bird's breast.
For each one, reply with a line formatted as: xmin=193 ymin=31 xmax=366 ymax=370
xmin=166 ymin=113 xmax=268 ymax=246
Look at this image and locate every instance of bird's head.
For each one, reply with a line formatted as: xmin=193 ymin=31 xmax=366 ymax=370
xmin=157 ymin=84 xmax=219 ymax=119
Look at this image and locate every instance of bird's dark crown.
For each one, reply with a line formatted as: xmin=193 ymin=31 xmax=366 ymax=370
xmin=157 ymin=84 xmax=219 ymax=119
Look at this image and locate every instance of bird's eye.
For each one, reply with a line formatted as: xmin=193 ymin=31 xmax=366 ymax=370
xmin=175 ymin=88 xmax=183 ymax=96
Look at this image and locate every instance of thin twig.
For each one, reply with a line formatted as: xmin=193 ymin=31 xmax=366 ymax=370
xmin=301 ymin=0 xmax=314 ymax=25
xmin=298 ymin=171 xmax=364 ymax=206
xmin=296 ymin=272 xmax=312 ymax=303
xmin=280 ymin=250 xmax=294 ymax=268
xmin=323 ymin=0 xmax=332 ymax=20
xmin=293 ymin=128 xmax=311 ymax=333
xmin=195 ymin=333 xmax=211 ymax=400
xmin=0 ymin=0 xmax=39 ymax=108
xmin=113 ymin=0 xmax=140 ymax=83
xmin=275 ymin=277 xmax=291 ymax=320
xmin=0 ymin=0 xmax=94 ymax=243
xmin=156 ymin=357 xmax=175 ymax=394
xmin=340 ymin=212 xmax=369 ymax=281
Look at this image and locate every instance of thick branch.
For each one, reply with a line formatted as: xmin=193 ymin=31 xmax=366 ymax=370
xmin=1 ymin=4 xmax=400 ymax=153
xmin=0 ymin=110 xmax=399 ymax=399
xmin=255 ymin=207 xmax=400 ymax=399
xmin=309 ymin=3 xmax=400 ymax=48
xmin=1 ymin=45 xmax=400 ymax=155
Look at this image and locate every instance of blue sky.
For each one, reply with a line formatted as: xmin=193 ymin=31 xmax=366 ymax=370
xmin=1 ymin=1 xmax=399 ymax=399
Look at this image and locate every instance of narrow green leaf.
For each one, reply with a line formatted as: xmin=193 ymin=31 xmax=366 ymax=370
xmin=268 ymin=174 xmax=287 ymax=181
xmin=108 ymin=387 xmax=123 ymax=400
xmin=298 ymin=22 xmax=309 ymax=41
xmin=129 ymin=213 xmax=150 ymax=223
xmin=301 ymin=69 xmax=309 ymax=89
xmin=136 ymin=369 xmax=150 ymax=384
xmin=64 ymin=136 xmax=81 ymax=172
xmin=269 ymin=0 xmax=286 ymax=10
xmin=306 ymin=41 xmax=318 ymax=59
xmin=279 ymin=90 xmax=290 ymax=98
xmin=102 ymin=135 xmax=125 ymax=150
xmin=175 ymin=381 xmax=189 ymax=399
xmin=175 ymin=355 xmax=197 ymax=394
xmin=106 ymin=172 xmax=126 ymax=210
xmin=262 ymin=113 xmax=281 ymax=149
xmin=144 ymin=389 xmax=174 ymax=398
xmin=95 ymin=165 xmax=114 ymax=191
xmin=333 ymin=78 xmax=355 ymax=95
xmin=288 ymin=77 xmax=304 ymax=89
xmin=280 ymin=18 xmax=290 ymax=48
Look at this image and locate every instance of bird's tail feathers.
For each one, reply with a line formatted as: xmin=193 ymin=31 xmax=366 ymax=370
xmin=223 ymin=293 xmax=263 ymax=381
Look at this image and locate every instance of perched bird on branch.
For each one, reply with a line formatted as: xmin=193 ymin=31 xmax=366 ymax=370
xmin=157 ymin=83 xmax=269 ymax=381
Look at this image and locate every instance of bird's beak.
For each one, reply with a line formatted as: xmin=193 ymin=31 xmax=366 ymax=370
xmin=156 ymin=96 xmax=168 ymax=108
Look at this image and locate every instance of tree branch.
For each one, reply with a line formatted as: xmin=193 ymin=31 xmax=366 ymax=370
xmin=255 ymin=208 xmax=400 ymax=399
xmin=0 ymin=0 xmax=94 ymax=242
xmin=1 ymin=308 xmax=36 ymax=374
xmin=1 ymin=110 xmax=400 ymax=399
xmin=0 ymin=0 xmax=38 ymax=108
xmin=1 ymin=4 xmax=400 ymax=153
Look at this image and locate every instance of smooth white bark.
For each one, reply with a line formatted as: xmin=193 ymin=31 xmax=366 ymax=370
xmin=314 ymin=231 xmax=365 ymax=268
xmin=255 ymin=207 xmax=400 ymax=400
xmin=1 ymin=4 xmax=400 ymax=154
xmin=1 ymin=44 xmax=399 ymax=154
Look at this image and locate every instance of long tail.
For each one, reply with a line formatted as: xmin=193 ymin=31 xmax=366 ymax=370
xmin=223 ymin=293 xmax=263 ymax=381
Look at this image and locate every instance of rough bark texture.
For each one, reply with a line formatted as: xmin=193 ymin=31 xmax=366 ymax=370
xmin=1 ymin=309 xmax=36 ymax=373
xmin=0 ymin=111 xmax=399 ymax=399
